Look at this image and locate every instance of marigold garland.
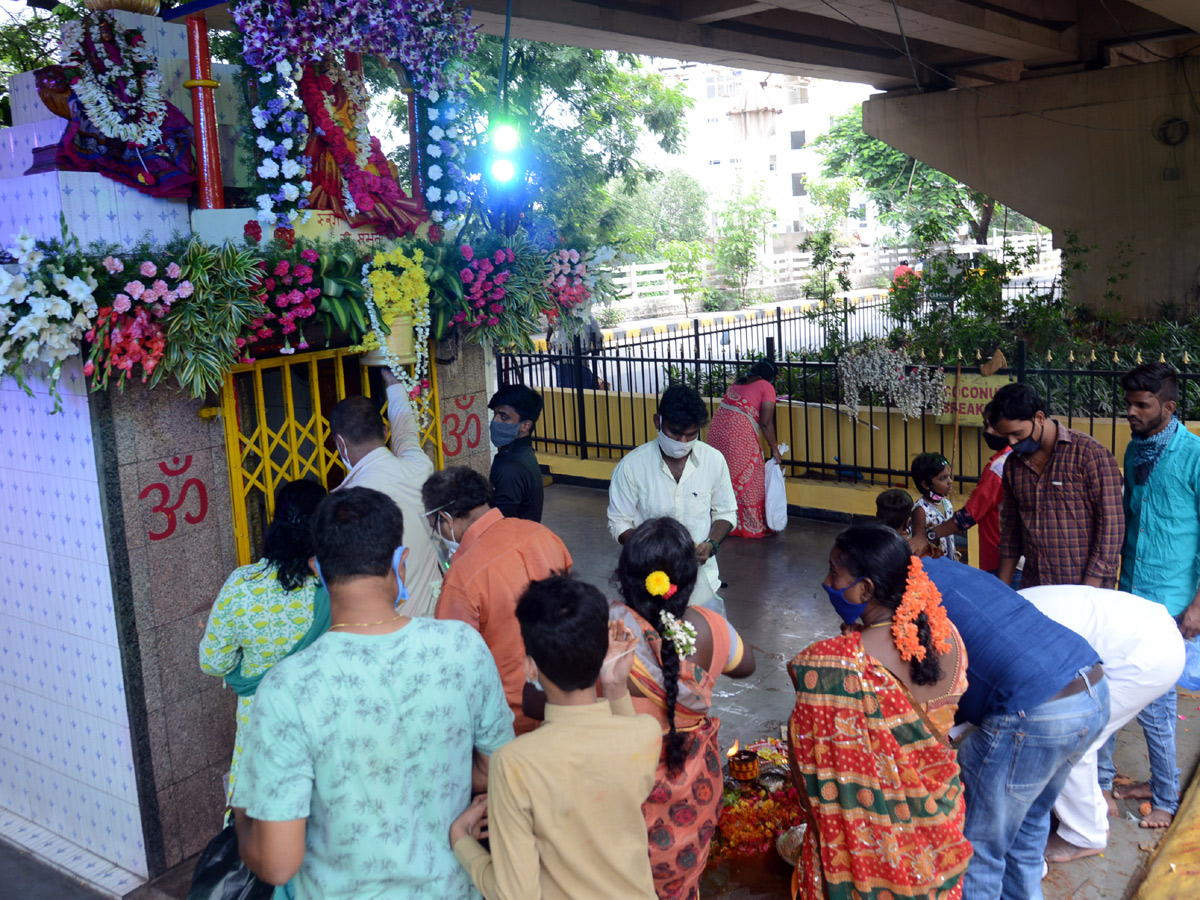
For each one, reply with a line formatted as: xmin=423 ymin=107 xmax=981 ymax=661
xmin=891 ymin=557 xmax=953 ymax=662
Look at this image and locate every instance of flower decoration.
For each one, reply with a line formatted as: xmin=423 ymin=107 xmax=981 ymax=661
xmin=355 ymin=245 xmax=432 ymax=413
xmin=0 ymin=228 xmax=98 ymax=411
xmin=838 ymin=342 xmax=949 ymax=421
xmin=249 ymin=61 xmax=312 ymax=229
xmin=238 ymin=253 xmax=321 ymax=360
xmin=60 ymin=13 xmax=166 ymax=147
xmin=416 ymin=84 xmax=472 ymax=224
xmin=712 ymin=785 xmax=804 ymax=860
xmin=85 ymin=256 xmax=192 ymax=389
xmin=644 ymin=570 xmax=677 ymax=599
xmin=659 ymin=610 xmax=697 ymax=658
xmin=544 ymin=246 xmax=617 ymax=339
xmin=451 ymin=242 xmax=515 ymax=332
xmin=892 ymin=557 xmax=954 ymax=662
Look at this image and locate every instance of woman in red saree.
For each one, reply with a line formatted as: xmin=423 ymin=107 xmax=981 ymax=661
xmin=706 ymin=361 xmax=781 ymax=538
xmin=611 ymin=518 xmax=757 ymax=900
xmin=788 ymin=524 xmax=972 ymax=900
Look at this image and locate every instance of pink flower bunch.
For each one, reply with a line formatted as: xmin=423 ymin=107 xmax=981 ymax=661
xmin=453 ymin=245 xmax=514 ymax=330
xmin=545 ymin=248 xmax=590 ymax=313
xmin=241 ymin=255 xmax=319 ymax=360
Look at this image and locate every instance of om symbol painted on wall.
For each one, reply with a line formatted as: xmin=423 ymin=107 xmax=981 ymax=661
xmin=442 ymin=396 xmax=483 ymax=458
xmin=139 ymin=455 xmax=209 ymax=541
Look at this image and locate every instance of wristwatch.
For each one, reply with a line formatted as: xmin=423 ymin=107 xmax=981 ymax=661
xmin=926 ymin=528 xmax=938 ymax=544
xmin=704 ymin=538 xmax=721 ymax=556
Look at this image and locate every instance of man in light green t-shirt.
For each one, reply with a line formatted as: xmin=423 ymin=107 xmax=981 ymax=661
xmin=233 ymin=487 xmax=515 ymax=899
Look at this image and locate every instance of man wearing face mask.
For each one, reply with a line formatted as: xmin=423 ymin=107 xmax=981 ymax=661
xmin=423 ymin=467 xmax=573 ymax=735
xmin=988 ymin=382 xmax=1124 ymax=589
xmin=327 ymin=369 xmax=442 ymax=617
xmin=232 ymin=487 xmax=514 ymax=898
xmin=487 ymin=384 xmax=545 ymax=522
xmin=924 ymin=401 xmax=1012 ymax=577
xmin=607 ymin=385 xmax=737 ymax=601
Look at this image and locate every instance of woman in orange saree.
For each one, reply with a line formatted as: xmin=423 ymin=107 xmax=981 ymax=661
xmin=787 ymin=524 xmax=972 ymax=900
xmin=706 ymin=361 xmax=781 ymax=538
xmin=611 ymin=518 xmax=757 ymax=900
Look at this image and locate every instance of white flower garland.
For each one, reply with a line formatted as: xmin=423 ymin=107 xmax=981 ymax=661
xmin=360 ymin=262 xmax=432 ymax=426
xmin=838 ymin=343 xmax=949 ymax=421
xmin=659 ymin=610 xmax=697 ymax=658
xmin=61 ymin=14 xmax=166 ymax=147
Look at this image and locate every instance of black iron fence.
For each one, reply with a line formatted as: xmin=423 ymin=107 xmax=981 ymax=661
xmin=500 ymin=315 xmax=1198 ymax=494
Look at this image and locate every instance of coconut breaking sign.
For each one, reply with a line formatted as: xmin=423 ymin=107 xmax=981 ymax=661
xmin=935 ymin=374 xmax=1015 ymax=427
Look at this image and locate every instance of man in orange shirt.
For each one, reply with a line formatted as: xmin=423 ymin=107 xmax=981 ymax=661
xmin=423 ymin=467 xmax=573 ymax=734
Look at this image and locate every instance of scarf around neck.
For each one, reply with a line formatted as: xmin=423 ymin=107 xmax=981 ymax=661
xmin=1132 ymin=417 xmax=1178 ymax=485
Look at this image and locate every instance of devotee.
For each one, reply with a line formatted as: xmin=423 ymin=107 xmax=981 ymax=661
xmin=450 ymin=575 xmax=660 ymax=900
xmin=909 ymin=452 xmax=956 ymax=559
xmin=706 ymin=359 xmax=782 ymax=539
xmin=924 ymin=403 xmax=1012 ymax=577
xmin=989 ymin=382 xmax=1124 ymax=588
xmin=874 ymin=487 xmax=914 ymax=534
xmin=199 ymin=479 xmax=329 ymax=802
xmin=608 ymin=384 xmax=737 ymax=598
xmin=232 ymin=487 xmax=514 ymax=898
xmin=1019 ymin=585 xmax=1183 ymax=862
xmin=926 ymin=555 xmax=1109 ymax=900
xmin=424 ymin=466 xmax=573 ymax=735
xmin=788 ymin=524 xmax=971 ymax=900
xmin=328 ymin=369 xmax=441 ymax=615
xmin=611 ymin=517 xmax=756 ymax=900
xmin=1107 ymin=362 xmax=1200 ymax=828
xmin=488 ymin=383 xmax=545 ymax=522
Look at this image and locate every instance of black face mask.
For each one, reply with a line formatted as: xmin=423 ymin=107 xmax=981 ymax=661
xmin=983 ymin=432 xmax=1009 ymax=452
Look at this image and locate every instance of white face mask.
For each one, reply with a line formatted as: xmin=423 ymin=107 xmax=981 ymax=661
xmin=335 ymin=436 xmax=353 ymax=471
xmin=657 ymin=429 xmax=696 ymax=459
xmin=433 ymin=512 xmax=460 ymax=557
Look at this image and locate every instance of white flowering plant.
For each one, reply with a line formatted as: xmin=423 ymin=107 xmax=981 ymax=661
xmin=0 ymin=223 xmax=99 ymax=412
xmin=837 ymin=341 xmax=949 ymax=421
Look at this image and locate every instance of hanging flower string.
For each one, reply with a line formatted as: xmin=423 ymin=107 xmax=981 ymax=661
xmin=60 ymin=12 xmax=166 ymax=147
xmin=251 ymin=60 xmax=312 ymax=228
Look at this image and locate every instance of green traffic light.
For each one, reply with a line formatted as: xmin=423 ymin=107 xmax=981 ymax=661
xmin=491 ymin=123 xmax=519 ymax=153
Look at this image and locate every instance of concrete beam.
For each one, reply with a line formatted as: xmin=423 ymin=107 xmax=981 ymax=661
xmin=672 ymin=0 xmax=774 ymax=26
xmin=469 ymin=0 xmax=916 ymax=88
xmin=1127 ymin=1 xmax=1200 ymax=35
xmin=862 ymin=58 xmax=1200 ymax=317
xmin=769 ymin=0 xmax=1078 ymax=61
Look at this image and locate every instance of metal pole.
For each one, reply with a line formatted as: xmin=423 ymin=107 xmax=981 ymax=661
xmin=1016 ymin=339 xmax=1027 ymax=383
xmin=572 ymin=335 xmax=589 ymax=460
xmin=185 ymin=14 xmax=225 ymax=209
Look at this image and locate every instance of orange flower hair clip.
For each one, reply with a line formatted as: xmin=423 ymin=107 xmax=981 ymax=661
xmin=645 ymin=570 xmax=678 ymax=599
xmin=892 ymin=557 xmax=953 ymax=662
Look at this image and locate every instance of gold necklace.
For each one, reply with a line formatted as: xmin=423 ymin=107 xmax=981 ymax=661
xmin=864 ymin=620 xmax=894 ymax=629
xmin=329 ymin=613 xmax=405 ymax=630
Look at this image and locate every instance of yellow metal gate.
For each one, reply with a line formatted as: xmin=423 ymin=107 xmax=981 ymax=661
xmin=219 ymin=346 xmax=442 ymax=565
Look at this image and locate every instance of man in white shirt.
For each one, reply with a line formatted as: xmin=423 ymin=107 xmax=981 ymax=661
xmin=328 ymin=369 xmax=442 ymax=616
xmin=1020 ymin=585 xmax=1185 ymax=863
xmin=607 ymin=385 xmax=737 ymax=600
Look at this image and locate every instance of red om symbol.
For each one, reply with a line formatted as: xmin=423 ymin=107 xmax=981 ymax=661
xmin=139 ymin=455 xmax=209 ymax=541
xmin=442 ymin=396 xmax=482 ymax=458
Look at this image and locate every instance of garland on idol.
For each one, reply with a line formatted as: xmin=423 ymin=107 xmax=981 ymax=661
xmin=60 ymin=12 xmax=167 ymax=147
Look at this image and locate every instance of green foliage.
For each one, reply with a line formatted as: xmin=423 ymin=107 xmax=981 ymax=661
xmin=595 ymin=303 xmax=624 ymax=328
xmin=0 ymin=1 xmax=85 ymax=126
xmin=391 ymin=37 xmax=690 ymax=245
xmin=663 ymin=239 xmax=707 ymax=315
xmin=799 ymin=230 xmax=855 ymax=354
xmin=814 ymin=106 xmax=1002 ymax=245
xmin=607 ymin=169 xmax=711 ymax=255
xmin=154 ymin=241 xmax=265 ymax=399
xmin=805 ymin=176 xmax=857 ymax=235
xmin=713 ymin=180 xmax=774 ymax=305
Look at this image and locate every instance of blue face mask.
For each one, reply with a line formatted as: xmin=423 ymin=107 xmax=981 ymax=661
xmin=1011 ymin=420 xmax=1043 ymax=456
xmin=490 ymin=420 xmax=523 ymax=448
xmin=823 ymin=577 xmax=867 ymax=625
xmin=313 ymin=546 xmax=410 ymax=609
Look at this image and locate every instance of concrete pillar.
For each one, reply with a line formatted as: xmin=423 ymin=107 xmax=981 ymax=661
xmin=863 ymin=57 xmax=1200 ymax=318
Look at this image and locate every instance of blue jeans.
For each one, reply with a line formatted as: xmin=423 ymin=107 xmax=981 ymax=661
xmin=1095 ymin=687 xmax=1180 ymax=812
xmin=957 ymin=671 xmax=1110 ymax=900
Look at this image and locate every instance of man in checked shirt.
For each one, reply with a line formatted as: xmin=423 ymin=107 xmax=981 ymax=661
xmin=988 ymin=383 xmax=1124 ymax=589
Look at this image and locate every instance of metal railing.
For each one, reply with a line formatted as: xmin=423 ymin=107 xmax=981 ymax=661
xmin=499 ymin=329 xmax=1198 ymax=493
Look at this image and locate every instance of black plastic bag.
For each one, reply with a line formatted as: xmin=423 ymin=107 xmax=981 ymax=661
xmin=188 ymin=823 xmax=274 ymax=900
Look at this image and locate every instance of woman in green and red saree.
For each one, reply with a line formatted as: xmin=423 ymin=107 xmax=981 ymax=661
xmin=788 ymin=524 xmax=972 ymax=900
xmin=611 ymin=518 xmax=757 ymax=900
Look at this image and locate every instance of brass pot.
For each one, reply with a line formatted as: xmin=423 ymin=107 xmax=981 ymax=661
xmin=84 ymin=0 xmax=161 ymax=15
xmin=360 ymin=313 xmax=417 ymax=367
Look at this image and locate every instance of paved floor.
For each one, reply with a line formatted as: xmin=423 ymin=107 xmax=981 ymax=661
xmin=6 ymin=481 xmax=1198 ymax=897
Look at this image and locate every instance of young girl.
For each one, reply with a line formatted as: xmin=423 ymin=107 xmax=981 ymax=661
xmin=910 ymin=453 xmax=957 ymax=559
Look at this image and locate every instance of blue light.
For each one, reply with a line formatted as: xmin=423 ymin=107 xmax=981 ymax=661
xmin=490 ymin=158 xmax=517 ymax=183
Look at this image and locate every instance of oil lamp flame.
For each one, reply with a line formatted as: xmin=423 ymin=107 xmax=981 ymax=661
xmin=727 ymin=740 xmax=739 ymax=758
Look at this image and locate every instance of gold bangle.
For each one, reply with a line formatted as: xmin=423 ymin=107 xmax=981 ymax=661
xmin=183 ymin=78 xmax=220 ymax=89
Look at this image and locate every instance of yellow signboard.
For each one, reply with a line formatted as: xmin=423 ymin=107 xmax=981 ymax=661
xmin=935 ymin=373 xmax=1014 ymax=426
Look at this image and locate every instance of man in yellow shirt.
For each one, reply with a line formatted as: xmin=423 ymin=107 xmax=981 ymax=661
xmin=449 ymin=575 xmax=661 ymax=900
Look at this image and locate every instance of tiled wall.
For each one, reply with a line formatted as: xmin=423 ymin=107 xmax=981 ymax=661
xmin=436 ymin=341 xmax=494 ymax=477
xmin=0 ymin=360 xmax=148 ymax=892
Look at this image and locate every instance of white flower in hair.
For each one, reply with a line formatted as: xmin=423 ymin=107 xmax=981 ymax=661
xmin=659 ymin=610 xmax=697 ymax=658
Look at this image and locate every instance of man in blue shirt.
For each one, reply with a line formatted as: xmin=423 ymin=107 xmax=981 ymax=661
xmin=923 ymin=557 xmax=1109 ymax=900
xmin=1107 ymin=363 xmax=1200 ymax=828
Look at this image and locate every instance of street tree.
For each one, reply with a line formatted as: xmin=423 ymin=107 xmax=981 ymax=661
xmin=815 ymin=105 xmax=1000 ymax=245
xmin=663 ymin=239 xmax=707 ymax=315
xmin=713 ymin=180 xmax=774 ymax=306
